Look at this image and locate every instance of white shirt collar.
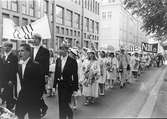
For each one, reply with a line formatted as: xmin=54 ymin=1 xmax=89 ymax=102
xmin=61 ymin=55 xmax=68 ymax=60
xmin=34 ymin=45 xmax=41 ymax=50
xmin=22 ymin=57 xmax=30 ymax=65
xmin=4 ymin=50 xmax=12 ymax=57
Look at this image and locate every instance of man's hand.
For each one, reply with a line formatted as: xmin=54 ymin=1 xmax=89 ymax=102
xmin=8 ymin=81 xmax=13 ymax=87
xmin=45 ymin=75 xmax=49 ymax=83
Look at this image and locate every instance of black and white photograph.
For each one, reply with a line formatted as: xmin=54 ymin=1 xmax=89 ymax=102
xmin=0 ymin=0 xmax=167 ymax=119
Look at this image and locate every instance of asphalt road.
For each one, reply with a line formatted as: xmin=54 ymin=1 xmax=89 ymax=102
xmin=43 ymin=66 xmax=166 ymax=119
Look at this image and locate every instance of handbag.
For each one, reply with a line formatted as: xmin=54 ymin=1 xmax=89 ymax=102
xmin=127 ymin=64 xmax=130 ymax=71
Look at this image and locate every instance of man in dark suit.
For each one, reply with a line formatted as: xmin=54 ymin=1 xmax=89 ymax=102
xmin=15 ymin=43 xmax=41 ymax=119
xmin=54 ymin=43 xmax=78 ymax=119
xmin=32 ymin=34 xmax=49 ymax=117
xmin=0 ymin=45 xmax=5 ymax=101
xmin=2 ymin=42 xmax=18 ymax=111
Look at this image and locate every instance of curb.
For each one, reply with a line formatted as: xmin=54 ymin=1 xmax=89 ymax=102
xmin=137 ymin=67 xmax=167 ymax=118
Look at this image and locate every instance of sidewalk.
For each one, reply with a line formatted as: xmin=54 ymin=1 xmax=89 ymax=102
xmin=151 ymin=68 xmax=167 ymax=118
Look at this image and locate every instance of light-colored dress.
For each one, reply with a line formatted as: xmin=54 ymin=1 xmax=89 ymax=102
xmin=47 ymin=57 xmax=56 ymax=89
xmin=109 ymin=57 xmax=119 ymax=81
xmin=130 ymin=56 xmax=140 ymax=72
xmin=118 ymin=54 xmax=129 ymax=82
xmin=98 ymin=58 xmax=107 ymax=84
xmin=82 ymin=60 xmax=100 ymax=98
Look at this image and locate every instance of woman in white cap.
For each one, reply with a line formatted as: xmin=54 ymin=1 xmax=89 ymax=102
xmin=98 ymin=50 xmax=107 ymax=96
xmin=130 ymin=52 xmax=140 ymax=81
xmin=118 ymin=46 xmax=129 ymax=88
xmin=82 ymin=49 xmax=100 ymax=105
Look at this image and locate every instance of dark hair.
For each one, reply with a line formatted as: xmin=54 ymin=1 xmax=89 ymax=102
xmin=20 ymin=43 xmax=31 ymax=53
xmin=32 ymin=34 xmax=42 ymax=42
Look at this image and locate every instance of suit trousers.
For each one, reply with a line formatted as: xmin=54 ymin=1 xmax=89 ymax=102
xmin=58 ymin=82 xmax=73 ymax=119
xmin=2 ymin=85 xmax=16 ymax=110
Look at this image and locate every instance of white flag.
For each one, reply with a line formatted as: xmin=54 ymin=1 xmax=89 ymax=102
xmin=3 ymin=18 xmax=16 ymax=39
xmin=3 ymin=14 xmax=51 ymax=40
xmin=31 ymin=14 xmax=51 ymax=39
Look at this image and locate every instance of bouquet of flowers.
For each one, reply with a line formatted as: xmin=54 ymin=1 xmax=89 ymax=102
xmin=0 ymin=106 xmax=18 ymax=119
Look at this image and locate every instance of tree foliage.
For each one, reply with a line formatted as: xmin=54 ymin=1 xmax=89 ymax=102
xmin=124 ymin=0 xmax=167 ymax=40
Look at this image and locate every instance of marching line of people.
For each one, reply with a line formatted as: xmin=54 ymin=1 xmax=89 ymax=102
xmin=45 ymin=43 xmax=165 ymax=118
xmin=0 ymin=33 xmax=165 ymax=119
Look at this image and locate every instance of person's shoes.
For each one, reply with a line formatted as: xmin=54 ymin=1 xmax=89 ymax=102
xmin=41 ymin=105 xmax=48 ymax=117
xmin=90 ymin=99 xmax=95 ymax=104
xmin=84 ymin=100 xmax=89 ymax=106
xmin=73 ymin=105 xmax=77 ymax=110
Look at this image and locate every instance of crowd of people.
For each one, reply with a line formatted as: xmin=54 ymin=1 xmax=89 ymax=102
xmin=0 ymin=33 xmax=165 ymax=119
xmin=46 ymin=42 xmax=165 ymax=118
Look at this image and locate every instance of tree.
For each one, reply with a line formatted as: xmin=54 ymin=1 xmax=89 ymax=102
xmin=124 ymin=0 xmax=167 ymax=40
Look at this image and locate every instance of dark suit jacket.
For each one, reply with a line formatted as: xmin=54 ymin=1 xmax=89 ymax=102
xmin=33 ymin=46 xmax=49 ymax=90
xmin=34 ymin=46 xmax=49 ymax=76
xmin=17 ymin=58 xmax=41 ymax=105
xmin=0 ymin=57 xmax=5 ymax=87
xmin=54 ymin=56 xmax=79 ymax=92
xmin=3 ymin=52 xmax=18 ymax=87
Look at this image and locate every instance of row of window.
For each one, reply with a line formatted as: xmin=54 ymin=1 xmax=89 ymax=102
xmin=56 ymin=26 xmax=81 ymax=37
xmin=2 ymin=0 xmax=48 ymax=18
xmin=56 ymin=5 xmax=80 ymax=29
xmin=56 ymin=5 xmax=99 ymax=33
xmin=3 ymin=13 xmax=34 ymax=31
xmin=70 ymin=0 xmax=100 ymax=15
xmin=84 ymin=17 xmax=99 ymax=33
xmin=102 ymin=11 xmax=112 ymax=19
xmin=84 ymin=0 xmax=99 ymax=15
xmin=56 ymin=25 xmax=99 ymax=41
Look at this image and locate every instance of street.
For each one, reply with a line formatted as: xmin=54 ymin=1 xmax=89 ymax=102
xmin=43 ymin=66 xmax=167 ymax=119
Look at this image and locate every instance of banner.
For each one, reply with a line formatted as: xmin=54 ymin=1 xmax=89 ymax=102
xmin=141 ymin=42 xmax=158 ymax=53
xmin=3 ymin=14 xmax=51 ymax=40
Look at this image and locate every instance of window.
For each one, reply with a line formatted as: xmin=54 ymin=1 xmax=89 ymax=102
xmin=70 ymin=30 xmax=73 ymax=36
xmin=22 ymin=1 xmax=27 ymax=14
xmin=84 ymin=17 xmax=89 ymax=32
xmin=78 ymin=31 xmax=80 ymax=37
xmin=31 ymin=20 xmax=35 ymax=23
xmin=85 ymin=0 xmax=87 ymax=8
xmin=96 ymin=22 xmax=99 ymax=34
xmin=108 ymin=0 xmax=111 ymax=3
xmin=90 ymin=20 xmax=94 ymax=33
xmin=2 ymin=0 xmax=8 ymax=9
xmin=61 ymin=27 xmax=64 ymax=34
xmin=2 ymin=13 xmax=9 ymax=19
xmin=95 ymin=2 xmax=97 ymax=14
xmin=97 ymin=3 xmax=99 ymax=15
xmin=90 ymin=0 xmax=92 ymax=11
xmin=22 ymin=18 xmax=28 ymax=26
xmin=66 ymin=29 xmax=69 ymax=35
xmin=108 ymin=11 xmax=112 ymax=19
xmin=102 ymin=12 xmax=106 ymax=19
xmin=84 ymin=33 xmax=86 ymax=38
xmin=74 ymin=31 xmax=77 ymax=36
xmin=13 ymin=16 xmax=19 ymax=25
xmin=84 ymin=40 xmax=89 ymax=48
xmin=74 ymin=13 xmax=80 ymax=29
xmin=56 ymin=26 xmax=60 ymax=34
xmin=44 ymin=0 xmax=48 ymax=14
xmin=65 ymin=10 xmax=72 ymax=27
xmin=51 ymin=3 xmax=54 ymax=22
xmin=11 ymin=0 xmax=18 ymax=12
xmin=93 ymin=0 xmax=95 ymax=12
xmin=29 ymin=0 xmax=34 ymax=16
xmin=56 ymin=6 xmax=64 ymax=24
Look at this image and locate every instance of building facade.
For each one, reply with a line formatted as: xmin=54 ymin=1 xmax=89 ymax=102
xmin=100 ymin=0 xmax=147 ymax=51
xmin=0 ymin=0 xmax=100 ymax=50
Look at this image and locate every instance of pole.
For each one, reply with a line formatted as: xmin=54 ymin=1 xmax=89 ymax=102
xmin=81 ymin=0 xmax=84 ymax=48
